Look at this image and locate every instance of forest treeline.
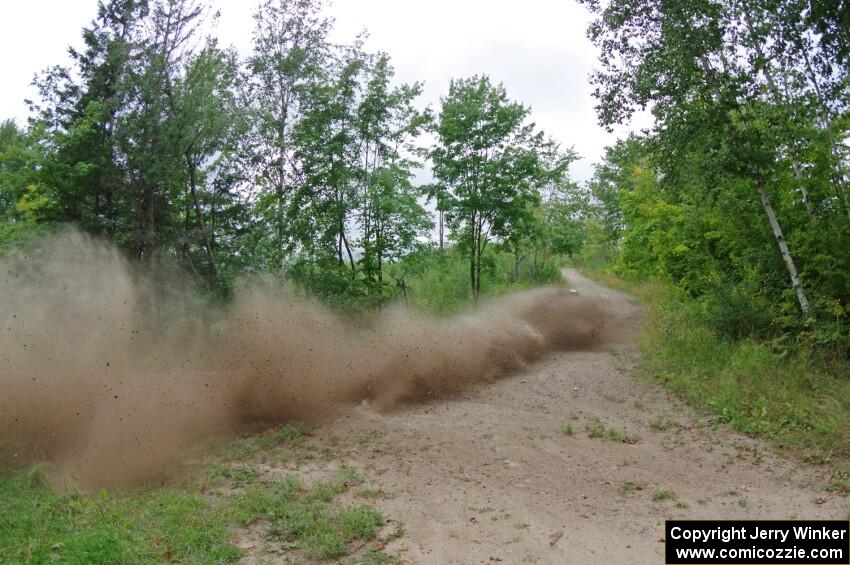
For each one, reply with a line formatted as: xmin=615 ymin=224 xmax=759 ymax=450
xmin=578 ymin=0 xmax=850 ymax=358
xmin=0 ymin=0 xmax=585 ymax=311
xmin=5 ymin=0 xmax=848 ymax=358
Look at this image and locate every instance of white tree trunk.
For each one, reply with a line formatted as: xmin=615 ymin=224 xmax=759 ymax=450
xmin=756 ymin=182 xmax=811 ymax=315
xmin=698 ymin=51 xmax=811 ymax=316
xmin=791 ymin=160 xmax=816 ymax=219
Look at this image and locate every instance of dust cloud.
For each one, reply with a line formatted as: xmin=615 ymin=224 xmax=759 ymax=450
xmin=0 ymin=232 xmax=615 ymax=489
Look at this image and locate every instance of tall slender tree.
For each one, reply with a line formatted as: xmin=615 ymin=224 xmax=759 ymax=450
xmin=431 ymin=76 xmax=570 ymax=302
xmin=246 ymin=0 xmax=331 ymax=271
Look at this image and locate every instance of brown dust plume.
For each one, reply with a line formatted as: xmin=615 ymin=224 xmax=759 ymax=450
xmin=0 ymin=232 xmax=618 ymax=489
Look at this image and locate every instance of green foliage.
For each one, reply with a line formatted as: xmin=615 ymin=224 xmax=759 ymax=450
xmin=386 ymin=245 xmax=563 ymax=315
xmin=624 ymin=279 xmax=850 ymax=462
xmin=697 ymin=280 xmax=776 ymax=341
xmin=249 ymin=9 xmax=432 ymax=300
xmin=430 ymin=75 xmax=575 ymax=302
xmin=1 ymin=1 xmax=582 ymax=313
xmin=286 ymin=260 xmax=384 ymax=312
xmin=581 ymin=0 xmax=850 ymax=355
xmin=584 ymin=131 xmax=850 ymax=352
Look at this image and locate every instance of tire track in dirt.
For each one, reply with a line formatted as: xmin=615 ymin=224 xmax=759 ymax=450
xmin=243 ymin=269 xmax=847 ymax=564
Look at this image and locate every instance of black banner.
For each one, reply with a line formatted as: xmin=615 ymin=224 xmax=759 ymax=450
xmin=666 ymin=520 xmax=850 ymax=564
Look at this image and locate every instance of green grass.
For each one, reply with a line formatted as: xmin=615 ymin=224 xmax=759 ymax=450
xmin=642 ymin=290 xmax=850 ymax=463
xmin=356 ymin=489 xmax=382 ymax=500
xmin=0 ymin=468 xmax=242 ymax=564
xmin=825 ymin=470 xmax=850 ymax=495
xmin=206 ymin=464 xmax=259 ymax=487
xmin=585 ymin=419 xmax=640 ymax=443
xmin=580 ymin=268 xmax=850 ymax=466
xmin=621 ymin=481 xmax=639 ymax=493
xmin=651 ymin=488 xmax=675 ymax=502
xmin=263 ymin=422 xmax=310 ymax=448
xmin=386 ymin=247 xmax=564 ymax=315
xmin=336 ymin=467 xmax=363 ymax=486
xmin=354 ymin=547 xmax=405 ymax=565
xmin=648 ymin=415 xmax=676 ymax=432
xmin=562 ymin=423 xmax=574 ymax=436
xmin=230 ymin=476 xmax=383 ymax=560
xmin=213 ymin=422 xmax=312 ymax=464
xmin=585 ymin=419 xmax=606 ymax=438
xmin=1 ymin=423 xmax=391 ymax=564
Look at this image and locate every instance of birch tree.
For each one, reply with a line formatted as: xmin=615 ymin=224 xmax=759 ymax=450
xmin=580 ymin=0 xmax=816 ymax=315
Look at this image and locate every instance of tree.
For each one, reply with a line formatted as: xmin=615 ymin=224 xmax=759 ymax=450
xmin=7 ymin=0 xmax=586 ymax=313
xmin=353 ymin=54 xmax=432 ymax=300
xmin=28 ymin=0 xmax=217 ymax=261
xmin=582 ymin=0 xmax=850 ymax=349
xmin=578 ymin=0 xmax=843 ymax=316
xmin=28 ymin=0 xmax=147 ymax=238
xmin=26 ymin=0 xmax=251 ymax=290
xmin=245 ymin=0 xmax=331 ymax=272
xmin=0 ymin=120 xmax=63 ymax=247
xmin=586 ymin=135 xmax=644 ymax=252
xmin=431 ymin=76 xmax=570 ymax=302
xmin=170 ymin=43 xmax=245 ymax=290
xmin=0 ymin=120 xmax=27 ymax=217
xmin=542 ymin=178 xmax=588 ymax=263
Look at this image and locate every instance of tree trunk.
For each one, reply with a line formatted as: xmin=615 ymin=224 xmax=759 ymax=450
xmin=337 ymin=231 xmax=344 ymax=271
xmin=469 ymin=214 xmax=479 ymax=304
xmin=341 ymin=228 xmax=356 ymax=275
xmin=438 ymin=209 xmax=444 ymax=252
xmin=139 ymin=180 xmax=156 ymax=261
xmin=742 ymin=14 xmax=818 ymax=220
xmin=474 ymin=218 xmax=485 ymax=303
xmin=699 ymin=53 xmax=811 ymax=317
xmin=755 ymin=181 xmax=810 ymax=315
xmin=791 ymin=160 xmax=816 ymax=219
xmin=273 ymin=90 xmax=291 ymax=273
xmin=470 ymin=246 xmax=478 ymax=303
xmin=186 ymin=153 xmax=218 ymax=287
xmin=376 ymin=225 xmax=384 ymax=296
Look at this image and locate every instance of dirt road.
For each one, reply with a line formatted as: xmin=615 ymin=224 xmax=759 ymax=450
xmin=251 ymin=269 xmax=847 ymax=563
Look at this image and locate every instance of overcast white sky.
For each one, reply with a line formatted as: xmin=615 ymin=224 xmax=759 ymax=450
xmin=0 ymin=0 xmax=647 ymax=182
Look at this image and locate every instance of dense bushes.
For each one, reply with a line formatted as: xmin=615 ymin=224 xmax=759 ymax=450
xmin=583 ymin=134 xmax=850 ymax=358
xmin=580 ymin=0 xmax=850 ymax=359
xmin=634 ymin=281 xmax=850 ymax=462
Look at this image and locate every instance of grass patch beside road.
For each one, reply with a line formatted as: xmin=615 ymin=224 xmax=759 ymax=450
xmin=0 ymin=422 xmax=393 ymax=564
xmin=579 ymin=269 xmax=850 ymax=470
xmin=0 ymin=467 xmax=241 ymax=564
